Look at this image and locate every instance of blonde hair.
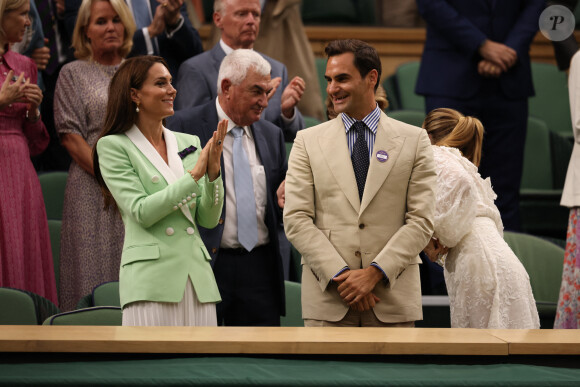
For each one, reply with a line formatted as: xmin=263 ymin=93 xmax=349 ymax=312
xmin=72 ymin=0 xmax=135 ymax=60
xmin=422 ymin=108 xmax=484 ymax=167
xmin=0 ymin=0 xmax=29 ymax=52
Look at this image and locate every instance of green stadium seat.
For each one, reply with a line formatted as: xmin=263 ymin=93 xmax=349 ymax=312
xmin=47 ymin=220 xmax=61 ymax=296
xmin=394 ymin=61 xmax=424 ymax=111
xmin=92 ymin=281 xmax=121 ymax=307
xmin=503 ymin=231 xmax=565 ymax=329
xmin=520 ymin=117 xmax=568 ymax=239
xmin=280 ymin=281 xmax=303 ymax=327
xmin=529 ymin=62 xmax=572 ymax=138
xmin=0 ymin=288 xmax=38 ymax=325
xmin=387 ymin=109 xmax=425 ymax=127
xmin=43 ymin=306 xmax=122 ymax=326
xmin=38 ymin=171 xmax=68 ymax=220
xmin=301 ymin=0 xmax=376 ymax=25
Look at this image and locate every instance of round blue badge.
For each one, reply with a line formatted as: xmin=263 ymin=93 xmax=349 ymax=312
xmin=376 ymin=150 xmax=389 ymax=162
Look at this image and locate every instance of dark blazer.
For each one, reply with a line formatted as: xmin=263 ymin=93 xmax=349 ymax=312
xmin=166 ymin=100 xmax=288 ymax=311
xmin=174 ymin=43 xmax=304 ymax=142
xmin=415 ymin=0 xmax=545 ymax=99
xmin=64 ymin=0 xmax=202 ymax=78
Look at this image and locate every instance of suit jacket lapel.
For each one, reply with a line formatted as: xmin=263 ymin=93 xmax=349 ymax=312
xmin=125 ymin=125 xmax=195 ymax=224
xmin=320 ymin=118 xmax=360 ymax=213
xmin=251 ymin=122 xmax=269 ymax=182
xmin=360 ymin=114 xmax=405 ymax=214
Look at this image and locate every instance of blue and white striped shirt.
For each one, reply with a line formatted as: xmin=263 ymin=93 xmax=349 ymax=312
xmin=341 ymin=104 xmax=382 ymax=161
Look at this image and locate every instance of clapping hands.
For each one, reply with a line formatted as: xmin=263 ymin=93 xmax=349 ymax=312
xmin=0 ymin=71 xmax=43 ymax=113
xmin=189 ymin=119 xmax=227 ymax=182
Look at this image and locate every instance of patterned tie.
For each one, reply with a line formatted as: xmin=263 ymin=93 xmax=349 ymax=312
xmin=232 ymin=127 xmax=258 ymax=251
xmin=351 ymin=121 xmax=369 ymax=201
xmin=34 ymin=0 xmax=59 ymax=74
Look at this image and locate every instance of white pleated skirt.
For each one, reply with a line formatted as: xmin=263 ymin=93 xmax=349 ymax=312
xmin=122 ymin=279 xmax=217 ymax=326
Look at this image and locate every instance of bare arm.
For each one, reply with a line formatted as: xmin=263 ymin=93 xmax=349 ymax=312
xmin=60 ymin=133 xmax=94 ymax=175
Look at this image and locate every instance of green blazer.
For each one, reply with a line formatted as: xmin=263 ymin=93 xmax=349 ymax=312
xmin=96 ymin=125 xmax=223 ymax=308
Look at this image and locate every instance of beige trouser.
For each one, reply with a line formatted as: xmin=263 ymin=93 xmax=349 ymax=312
xmin=304 ymin=308 xmax=415 ymax=327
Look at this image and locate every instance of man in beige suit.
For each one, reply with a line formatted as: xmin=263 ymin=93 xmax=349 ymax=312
xmin=283 ymin=40 xmax=436 ymax=327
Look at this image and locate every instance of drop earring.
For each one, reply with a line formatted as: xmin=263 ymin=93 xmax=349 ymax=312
xmin=136 ymin=103 xmax=140 ymax=113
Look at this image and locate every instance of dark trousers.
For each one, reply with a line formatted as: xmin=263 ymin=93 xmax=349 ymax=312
xmin=214 ymin=244 xmax=281 ymax=326
xmin=32 ymin=67 xmax=71 ymax=172
xmin=426 ymin=86 xmax=527 ymax=231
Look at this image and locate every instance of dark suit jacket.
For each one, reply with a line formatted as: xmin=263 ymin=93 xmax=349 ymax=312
xmin=415 ymin=0 xmax=545 ymax=99
xmin=166 ymin=100 xmax=288 ymax=312
xmin=64 ymin=0 xmax=202 ymax=78
xmin=174 ymin=43 xmax=304 ymax=142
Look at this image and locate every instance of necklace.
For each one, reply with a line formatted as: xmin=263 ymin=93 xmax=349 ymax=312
xmin=90 ymin=58 xmax=123 ymax=80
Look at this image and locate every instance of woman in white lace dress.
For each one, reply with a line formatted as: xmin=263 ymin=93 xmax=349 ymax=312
xmin=422 ymin=108 xmax=540 ymax=329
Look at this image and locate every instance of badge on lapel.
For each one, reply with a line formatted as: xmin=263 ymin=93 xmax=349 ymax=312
xmin=376 ymin=150 xmax=389 ymax=163
xmin=178 ymin=145 xmax=197 ymax=159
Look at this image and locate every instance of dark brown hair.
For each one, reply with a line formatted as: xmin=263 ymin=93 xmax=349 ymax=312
xmin=422 ymin=108 xmax=485 ymax=167
xmin=324 ymin=39 xmax=382 ymax=92
xmin=93 ymin=55 xmax=169 ymax=207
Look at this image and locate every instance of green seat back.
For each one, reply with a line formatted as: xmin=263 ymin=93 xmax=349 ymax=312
xmin=47 ymin=220 xmax=61 ymax=295
xmin=522 ymin=117 xmax=553 ymax=190
xmin=529 ymin=62 xmax=572 ymax=138
xmin=43 ymin=306 xmax=122 ymax=326
xmin=519 ymin=117 xmax=568 ymax=239
xmin=550 ymin=130 xmax=573 ymax=189
xmin=92 ymin=282 xmax=121 ymax=307
xmin=285 ymin=141 xmax=293 ymax=163
xmin=0 ymin=288 xmax=38 ymax=325
xmin=280 ymin=281 xmax=303 ymax=327
xmin=38 ymin=172 xmax=68 ymax=220
xmin=315 ymin=57 xmax=328 ymax=114
xmin=302 ymin=0 xmax=375 ymax=25
xmin=387 ymin=109 xmax=426 ymax=127
xmin=503 ymin=232 xmax=565 ymax=328
xmin=303 ymin=116 xmax=321 ymax=128
xmin=396 ymin=61 xmax=425 ymax=111
xmin=382 ymin=73 xmax=400 ymax=111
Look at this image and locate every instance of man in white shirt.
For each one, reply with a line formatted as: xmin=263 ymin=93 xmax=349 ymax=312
xmin=168 ymin=49 xmax=287 ymax=326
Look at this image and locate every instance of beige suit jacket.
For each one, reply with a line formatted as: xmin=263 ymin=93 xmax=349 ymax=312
xmin=284 ymin=112 xmax=436 ymax=323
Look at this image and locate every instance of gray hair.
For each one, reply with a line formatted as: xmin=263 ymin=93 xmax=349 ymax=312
xmin=214 ymin=0 xmax=224 ymax=14
xmin=217 ymin=49 xmax=271 ymax=94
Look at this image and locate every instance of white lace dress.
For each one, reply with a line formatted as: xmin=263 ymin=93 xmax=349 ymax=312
xmin=433 ymin=146 xmax=540 ymax=329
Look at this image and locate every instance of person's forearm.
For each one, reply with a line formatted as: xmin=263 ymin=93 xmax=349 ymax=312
xmin=61 ymin=133 xmax=94 ymax=175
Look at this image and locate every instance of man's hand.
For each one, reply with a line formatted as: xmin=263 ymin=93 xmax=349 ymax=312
xmin=280 ymin=76 xmax=305 ymax=118
xmin=148 ymin=4 xmax=167 ymax=38
xmin=333 ymin=266 xmax=384 ymax=305
xmin=55 ymin=0 xmax=65 ymax=16
xmin=478 ymin=40 xmax=517 ymax=72
xmin=30 ymin=44 xmax=50 ymax=71
xmin=350 ymin=292 xmax=380 ymax=312
xmin=477 ymin=59 xmax=502 ymax=78
xmin=276 ymin=179 xmax=285 ymax=208
xmin=158 ymin=0 xmax=182 ymax=28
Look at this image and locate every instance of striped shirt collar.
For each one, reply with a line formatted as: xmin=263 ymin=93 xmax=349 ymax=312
xmin=341 ymin=104 xmax=381 ymax=134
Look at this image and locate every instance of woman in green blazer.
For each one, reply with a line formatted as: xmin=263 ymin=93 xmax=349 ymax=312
xmin=93 ymin=56 xmax=227 ymax=326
